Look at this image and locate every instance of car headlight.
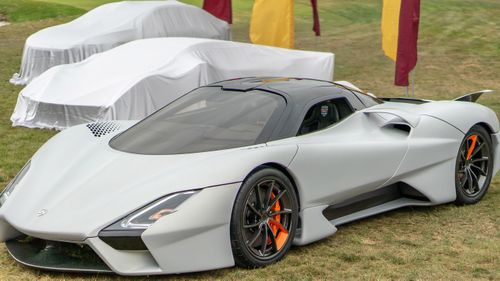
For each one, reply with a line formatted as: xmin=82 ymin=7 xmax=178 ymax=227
xmin=0 ymin=161 xmax=31 ymax=207
xmin=99 ymin=190 xmax=198 ymax=250
xmin=103 ymin=190 xmax=198 ymax=231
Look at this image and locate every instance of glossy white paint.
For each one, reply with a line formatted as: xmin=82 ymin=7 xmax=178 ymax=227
xmin=0 ymin=96 xmax=499 ymax=274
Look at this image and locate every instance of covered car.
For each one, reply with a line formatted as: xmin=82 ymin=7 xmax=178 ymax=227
xmin=9 ymin=0 xmax=231 ymax=85
xmin=11 ymin=38 xmax=334 ymax=130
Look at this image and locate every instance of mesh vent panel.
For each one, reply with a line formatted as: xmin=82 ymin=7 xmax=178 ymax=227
xmin=86 ymin=122 xmax=120 ymax=137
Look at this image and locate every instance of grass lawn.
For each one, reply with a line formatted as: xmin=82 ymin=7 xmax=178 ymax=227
xmin=0 ymin=0 xmax=84 ymax=22
xmin=0 ymin=0 xmax=499 ymax=279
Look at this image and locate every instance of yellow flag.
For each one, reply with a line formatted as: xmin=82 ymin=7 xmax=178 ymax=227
xmin=250 ymin=0 xmax=294 ymax=49
xmin=381 ymin=0 xmax=401 ymax=61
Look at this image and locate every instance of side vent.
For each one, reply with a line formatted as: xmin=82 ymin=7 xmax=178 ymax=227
xmin=86 ymin=122 xmax=121 ymax=137
xmin=390 ymin=123 xmax=412 ymax=134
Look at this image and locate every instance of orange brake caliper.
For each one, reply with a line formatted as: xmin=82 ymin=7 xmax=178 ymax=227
xmin=268 ymin=193 xmax=288 ymax=250
xmin=466 ymin=135 xmax=478 ymax=160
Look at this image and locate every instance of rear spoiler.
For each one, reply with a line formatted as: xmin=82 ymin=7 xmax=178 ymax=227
xmin=379 ymin=89 xmax=494 ymax=104
xmin=454 ymin=89 xmax=493 ymax=102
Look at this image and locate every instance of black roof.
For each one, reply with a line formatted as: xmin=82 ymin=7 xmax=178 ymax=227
xmin=212 ymin=77 xmax=335 ymax=91
xmin=215 ymin=77 xmax=355 ymax=95
xmin=209 ymin=77 xmax=358 ymax=109
xmin=208 ymin=77 xmax=381 ymax=141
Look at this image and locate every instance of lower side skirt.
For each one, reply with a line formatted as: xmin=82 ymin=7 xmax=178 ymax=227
xmin=322 ymin=182 xmax=432 ymax=226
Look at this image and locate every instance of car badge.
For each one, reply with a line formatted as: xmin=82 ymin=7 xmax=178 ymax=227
xmin=320 ymin=105 xmax=329 ymax=117
xmin=36 ymin=209 xmax=48 ymax=217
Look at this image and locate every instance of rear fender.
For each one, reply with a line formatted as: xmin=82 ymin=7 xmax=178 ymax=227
xmin=419 ymin=101 xmax=499 ymax=134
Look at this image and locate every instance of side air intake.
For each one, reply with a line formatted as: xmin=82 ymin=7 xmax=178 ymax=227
xmin=86 ymin=122 xmax=120 ymax=137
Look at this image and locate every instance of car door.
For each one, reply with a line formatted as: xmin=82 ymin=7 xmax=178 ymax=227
xmin=287 ymin=96 xmax=410 ymax=208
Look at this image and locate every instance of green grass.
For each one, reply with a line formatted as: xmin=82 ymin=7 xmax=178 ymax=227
xmin=0 ymin=0 xmax=84 ymax=22
xmin=0 ymin=0 xmax=499 ymax=279
xmin=35 ymin=0 xmax=124 ymax=10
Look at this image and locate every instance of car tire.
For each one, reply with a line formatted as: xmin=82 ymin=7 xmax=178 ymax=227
xmin=455 ymin=125 xmax=494 ymax=204
xmin=230 ymin=167 xmax=299 ymax=268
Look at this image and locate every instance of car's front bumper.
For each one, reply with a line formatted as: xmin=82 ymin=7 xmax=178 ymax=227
xmin=5 ymin=237 xmax=112 ymax=273
xmin=1 ymin=183 xmax=240 ymax=275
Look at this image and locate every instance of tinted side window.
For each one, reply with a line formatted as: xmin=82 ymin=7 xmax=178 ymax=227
xmin=297 ymin=98 xmax=354 ymax=136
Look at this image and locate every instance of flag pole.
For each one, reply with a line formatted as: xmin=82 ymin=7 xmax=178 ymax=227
xmin=411 ymin=67 xmax=416 ymax=97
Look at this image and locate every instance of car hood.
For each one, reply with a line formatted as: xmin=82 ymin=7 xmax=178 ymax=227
xmin=0 ymin=121 xmax=297 ymax=241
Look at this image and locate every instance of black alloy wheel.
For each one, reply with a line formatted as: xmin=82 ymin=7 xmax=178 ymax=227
xmin=230 ymin=168 xmax=298 ymax=268
xmin=455 ymin=125 xmax=494 ymax=204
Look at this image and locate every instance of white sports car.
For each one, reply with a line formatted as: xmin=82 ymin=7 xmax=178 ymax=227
xmin=1 ymin=78 xmax=499 ymax=275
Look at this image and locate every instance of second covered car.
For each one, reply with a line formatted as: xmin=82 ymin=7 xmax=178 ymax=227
xmin=11 ymin=38 xmax=334 ymax=130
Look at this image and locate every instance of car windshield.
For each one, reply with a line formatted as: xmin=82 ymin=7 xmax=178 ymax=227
xmin=110 ymin=87 xmax=286 ymax=155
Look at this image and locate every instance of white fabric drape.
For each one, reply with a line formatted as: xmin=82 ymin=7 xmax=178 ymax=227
xmin=10 ymin=0 xmax=230 ymax=85
xmin=11 ymin=38 xmax=335 ymax=130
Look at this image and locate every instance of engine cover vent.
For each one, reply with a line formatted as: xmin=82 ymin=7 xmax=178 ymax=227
xmin=86 ymin=122 xmax=120 ymax=137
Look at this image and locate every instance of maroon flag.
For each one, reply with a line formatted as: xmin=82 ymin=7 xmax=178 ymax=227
xmin=311 ymin=0 xmax=320 ymax=36
xmin=203 ymin=0 xmax=232 ymax=24
xmin=395 ymin=0 xmax=420 ymax=86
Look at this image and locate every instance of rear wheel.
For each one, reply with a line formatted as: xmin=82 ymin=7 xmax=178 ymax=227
xmin=230 ymin=168 xmax=298 ymax=268
xmin=455 ymin=125 xmax=494 ymax=204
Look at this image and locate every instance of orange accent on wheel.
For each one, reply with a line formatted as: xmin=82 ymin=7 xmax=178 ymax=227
xmin=269 ymin=218 xmax=288 ymax=250
xmin=270 ymin=193 xmax=281 ymax=236
xmin=466 ymin=135 xmax=478 ymax=160
xmin=268 ymin=192 xmax=288 ymax=250
xmin=275 ymin=231 xmax=288 ymax=250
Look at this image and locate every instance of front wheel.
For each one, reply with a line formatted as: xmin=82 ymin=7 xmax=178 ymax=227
xmin=455 ymin=125 xmax=494 ymax=204
xmin=230 ymin=168 xmax=299 ymax=268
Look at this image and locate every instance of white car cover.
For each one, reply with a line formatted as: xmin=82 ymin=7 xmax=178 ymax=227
xmin=11 ymin=38 xmax=334 ymax=130
xmin=9 ymin=0 xmax=230 ymax=85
